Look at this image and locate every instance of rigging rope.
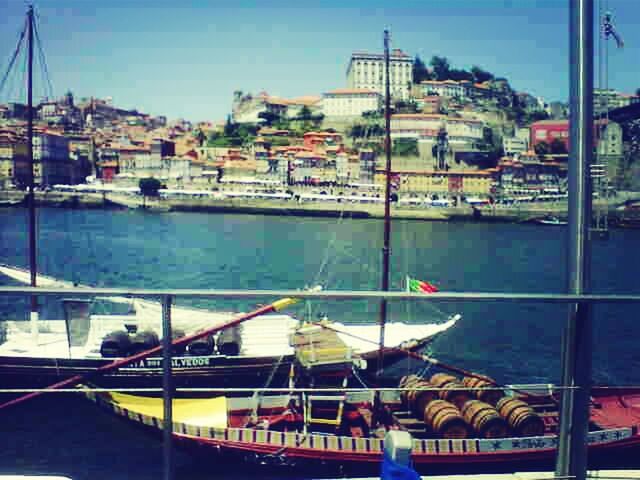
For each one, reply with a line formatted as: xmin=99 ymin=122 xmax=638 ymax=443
xmin=0 ymin=18 xmax=27 ymax=98
xmin=33 ymin=15 xmax=54 ymax=101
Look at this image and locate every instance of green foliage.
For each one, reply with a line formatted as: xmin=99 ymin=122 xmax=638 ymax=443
xmin=549 ymin=138 xmax=568 ymax=154
xmin=258 ymin=111 xmax=280 ymax=126
xmin=297 ymin=106 xmax=313 ymax=121
xmin=394 ymin=100 xmax=419 ymax=114
xmin=223 ymin=115 xmax=235 ymax=136
xmin=413 ymin=55 xmax=430 ymax=83
xmin=392 ymin=138 xmax=419 ymax=156
xmin=350 ymin=123 xmax=384 ymax=140
xmin=139 ymin=177 xmax=162 ymax=197
xmin=209 ymin=120 xmax=257 ymax=147
xmin=430 ymin=56 xmax=451 ymax=81
xmin=471 ymin=66 xmax=494 ymax=83
xmin=534 ymin=141 xmax=551 ymax=156
xmin=269 ymin=137 xmax=290 ymax=147
xmin=448 ymin=69 xmax=473 ymax=82
xmin=362 ymin=109 xmax=382 ymax=119
xmin=196 ymin=129 xmax=206 ymax=147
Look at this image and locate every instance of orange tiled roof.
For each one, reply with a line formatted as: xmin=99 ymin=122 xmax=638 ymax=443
xmin=325 ymin=88 xmax=377 ymax=95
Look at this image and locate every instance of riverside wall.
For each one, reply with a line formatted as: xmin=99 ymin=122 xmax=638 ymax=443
xmin=0 ymin=189 xmax=638 ymax=225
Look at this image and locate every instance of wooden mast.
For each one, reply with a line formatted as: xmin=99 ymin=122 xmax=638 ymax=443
xmin=26 ymin=5 xmax=39 ymax=341
xmin=376 ymin=29 xmax=393 ymax=377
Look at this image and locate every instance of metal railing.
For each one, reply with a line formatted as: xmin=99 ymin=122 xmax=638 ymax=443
xmin=1 ymin=287 xmax=640 ymax=480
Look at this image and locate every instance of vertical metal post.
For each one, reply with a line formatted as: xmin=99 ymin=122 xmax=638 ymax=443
xmin=377 ymin=29 xmax=392 ymax=377
xmin=555 ymin=1 xmax=593 ymax=479
xmin=26 ymin=5 xmax=38 ymax=341
xmin=161 ymin=295 xmax=174 ymax=480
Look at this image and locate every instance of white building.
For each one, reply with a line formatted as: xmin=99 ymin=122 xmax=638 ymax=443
xmin=346 ymin=49 xmax=413 ymax=100
xmin=503 ymin=136 xmax=528 ymax=155
xmin=322 ymin=89 xmax=381 ymax=118
xmin=418 ymin=80 xmax=470 ymax=99
xmin=390 ymin=114 xmax=484 ymax=150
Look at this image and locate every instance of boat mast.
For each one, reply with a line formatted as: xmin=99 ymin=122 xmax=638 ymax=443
xmin=376 ymin=29 xmax=392 ymax=377
xmin=26 ymin=5 xmax=39 ymax=341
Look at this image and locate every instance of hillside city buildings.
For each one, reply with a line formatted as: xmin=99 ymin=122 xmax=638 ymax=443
xmin=0 ymin=46 xmax=637 ymax=201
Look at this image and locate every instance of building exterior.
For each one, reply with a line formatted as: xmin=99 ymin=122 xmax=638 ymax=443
xmin=31 ymin=132 xmax=71 ymax=186
xmin=503 ymin=136 xmax=528 ymax=155
xmin=302 ymin=132 xmax=342 ymax=151
xmin=596 ymin=121 xmax=625 ymax=187
xmin=322 ymin=89 xmax=380 ymax=118
xmin=374 ymin=168 xmax=495 ymax=198
xmin=346 ymin=49 xmax=413 ymax=100
xmin=417 ymin=96 xmax=442 ymax=114
xmin=593 ymin=89 xmax=639 ymax=116
xmin=530 ymin=120 xmax=570 ymax=150
xmin=530 ymin=119 xmax=616 ymax=153
xmin=497 ymin=159 xmax=564 ymax=193
xmin=546 ymin=102 xmax=569 ymax=120
xmin=290 ymin=151 xmax=335 ymax=184
xmin=391 ymin=114 xmax=484 ymax=152
xmin=417 ymin=80 xmax=470 ymax=99
xmin=359 ymin=148 xmax=376 ymax=182
xmin=0 ymin=132 xmax=28 ymax=188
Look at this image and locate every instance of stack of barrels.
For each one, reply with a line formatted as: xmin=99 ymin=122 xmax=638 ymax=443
xmin=399 ymin=372 xmax=544 ymax=439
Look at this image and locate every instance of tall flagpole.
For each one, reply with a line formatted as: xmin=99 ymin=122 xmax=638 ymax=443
xmin=376 ymin=29 xmax=393 ymax=378
xmin=26 ymin=5 xmax=39 ymax=342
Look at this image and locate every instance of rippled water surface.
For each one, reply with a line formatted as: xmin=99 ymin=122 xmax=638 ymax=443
xmin=1 ymin=207 xmax=639 ymax=478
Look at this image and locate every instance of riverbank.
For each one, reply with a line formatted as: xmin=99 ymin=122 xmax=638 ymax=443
xmin=1 ymin=189 xmax=638 ymax=225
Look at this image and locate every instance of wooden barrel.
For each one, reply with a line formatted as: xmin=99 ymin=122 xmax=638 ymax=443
xmin=462 ymin=375 xmax=503 ymax=406
xmin=130 ymin=330 xmax=160 ymax=355
xmin=430 ymin=373 xmax=471 ymax=409
xmin=400 ymin=375 xmax=437 ymax=416
xmin=187 ymin=334 xmax=215 ymax=356
xmin=423 ymin=400 xmax=469 ymax=439
xmin=170 ymin=329 xmax=187 ymax=356
xmin=218 ymin=325 xmax=243 ymax=356
xmin=496 ymin=397 xmax=545 ymax=437
xmin=461 ymin=400 xmax=508 ymax=438
xmin=100 ymin=330 xmax=131 ymax=358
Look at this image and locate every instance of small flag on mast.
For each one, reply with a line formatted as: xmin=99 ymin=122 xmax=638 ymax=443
xmin=407 ymin=276 xmax=439 ymax=293
xmin=603 ymin=12 xmax=624 ymax=49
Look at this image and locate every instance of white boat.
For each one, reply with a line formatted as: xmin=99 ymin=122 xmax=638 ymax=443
xmin=0 ymin=264 xmax=459 ymax=391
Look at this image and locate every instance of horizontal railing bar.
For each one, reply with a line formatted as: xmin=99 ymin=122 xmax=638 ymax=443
xmin=0 ymin=286 xmax=640 ymax=303
xmin=0 ymin=386 xmax=580 ymax=394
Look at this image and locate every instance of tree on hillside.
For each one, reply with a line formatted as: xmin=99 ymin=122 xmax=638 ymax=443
xmin=471 ymin=66 xmax=494 ymax=84
xmin=223 ymin=115 xmax=236 ymax=137
xmin=635 ymin=88 xmax=640 ymax=97
xmin=392 ymin=138 xmax=419 ymax=156
xmin=413 ymin=55 xmax=430 ymax=83
xmin=139 ymin=177 xmax=161 ymax=198
xmin=196 ymin=129 xmax=206 ymax=147
xmin=429 ymin=56 xmax=451 ymax=81
xmin=534 ymin=141 xmax=551 ymax=156
xmin=550 ymin=138 xmax=568 ymax=154
xmin=448 ymin=69 xmax=474 ymax=82
xmin=298 ymin=106 xmax=313 ymax=121
xmin=258 ymin=111 xmax=280 ymax=126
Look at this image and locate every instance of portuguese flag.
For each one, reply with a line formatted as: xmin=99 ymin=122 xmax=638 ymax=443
xmin=407 ymin=276 xmax=439 ymax=293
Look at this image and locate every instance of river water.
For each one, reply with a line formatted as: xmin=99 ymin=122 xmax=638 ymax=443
xmin=0 ymin=207 xmax=639 ymax=478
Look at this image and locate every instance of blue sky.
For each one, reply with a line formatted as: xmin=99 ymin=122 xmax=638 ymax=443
xmin=0 ymin=0 xmax=638 ymax=122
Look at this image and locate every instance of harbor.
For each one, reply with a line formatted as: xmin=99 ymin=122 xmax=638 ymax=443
xmin=1 ymin=189 xmax=639 ymax=226
xmin=1 ymin=0 xmax=640 ymax=479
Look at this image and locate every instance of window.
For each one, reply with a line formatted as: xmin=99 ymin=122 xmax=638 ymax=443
xmin=535 ymin=130 xmax=547 ymax=139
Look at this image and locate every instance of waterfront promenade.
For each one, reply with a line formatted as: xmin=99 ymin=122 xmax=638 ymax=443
xmin=0 ymin=189 xmax=638 ymax=224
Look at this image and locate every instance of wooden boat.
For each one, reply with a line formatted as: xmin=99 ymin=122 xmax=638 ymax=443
xmin=83 ymin=373 xmax=640 ymax=474
xmin=0 ymin=264 xmax=458 ymax=391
